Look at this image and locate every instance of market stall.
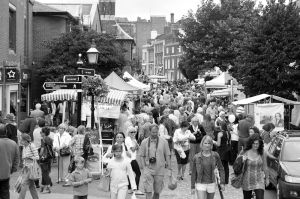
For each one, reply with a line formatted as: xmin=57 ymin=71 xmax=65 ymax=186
xmin=123 ymin=71 xmax=150 ymax=91
xmin=232 ymin=94 xmax=300 ymax=130
xmin=104 ymin=71 xmax=141 ymax=93
xmin=205 ymin=72 xmax=238 ymax=88
xmin=42 ymin=88 xmax=128 ymax=175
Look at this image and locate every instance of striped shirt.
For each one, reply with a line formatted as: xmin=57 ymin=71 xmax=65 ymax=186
xmin=22 ymin=143 xmax=39 ymax=167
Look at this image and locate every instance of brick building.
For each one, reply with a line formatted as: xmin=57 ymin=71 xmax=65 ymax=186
xmin=0 ymin=0 xmax=34 ymax=122
xmin=141 ymin=18 xmax=184 ymax=81
xmin=31 ymin=2 xmax=75 ymax=104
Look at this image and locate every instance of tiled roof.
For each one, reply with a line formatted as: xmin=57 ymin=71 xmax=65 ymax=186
xmin=33 ymin=1 xmax=64 ymax=13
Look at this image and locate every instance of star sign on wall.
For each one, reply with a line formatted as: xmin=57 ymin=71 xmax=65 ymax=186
xmin=7 ymin=70 xmax=15 ymax=78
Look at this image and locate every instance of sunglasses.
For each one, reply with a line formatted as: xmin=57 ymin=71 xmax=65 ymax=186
xmin=130 ymin=131 xmax=137 ymax=134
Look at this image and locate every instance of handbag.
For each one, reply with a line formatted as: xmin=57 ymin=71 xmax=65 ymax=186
xmin=233 ymin=155 xmax=244 ymax=175
xmin=60 ymin=147 xmax=71 ymax=156
xmin=98 ymin=174 xmax=110 ymax=192
xmin=14 ymin=175 xmax=23 ymax=193
xmin=231 ymin=159 xmax=246 ymax=189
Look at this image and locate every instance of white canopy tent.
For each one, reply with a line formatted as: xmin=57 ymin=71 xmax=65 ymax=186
xmin=123 ymin=71 xmax=150 ymax=91
xmin=232 ymin=94 xmax=300 ymax=105
xmin=205 ymin=72 xmax=238 ymax=88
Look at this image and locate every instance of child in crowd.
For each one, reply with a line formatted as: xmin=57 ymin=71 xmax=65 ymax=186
xmin=107 ymin=144 xmax=137 ymax=199
xmin=69 ymin=156 xmax=92 ymax=199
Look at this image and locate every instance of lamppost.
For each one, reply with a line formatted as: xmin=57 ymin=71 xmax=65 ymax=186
xmin=76 ymin=54 xmax=83 ymax=127
xmin=86 ymin=39 xmax=99 ymax=129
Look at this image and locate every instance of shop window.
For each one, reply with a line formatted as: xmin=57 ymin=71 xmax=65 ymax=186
xmin=9 ymin=4 xmax=17 ymax=53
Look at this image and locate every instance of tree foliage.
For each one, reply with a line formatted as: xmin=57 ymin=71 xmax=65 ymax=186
xmin=37 ymin=26 xmax=126 ymax=82
xmin=231 ymin=0 xmax=300 ymax=98
xmin=179 ymin=0 xmax=260 ymax=80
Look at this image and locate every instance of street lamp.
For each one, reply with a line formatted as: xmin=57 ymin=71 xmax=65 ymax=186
xmin=87 ymin=39 xmax=99 ymax=64
xmin=86 ymin=39 xmax=99 ymax=129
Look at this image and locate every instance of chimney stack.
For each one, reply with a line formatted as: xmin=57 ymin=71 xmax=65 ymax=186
xmin=171 ymin=13 xmax=174 ymax=23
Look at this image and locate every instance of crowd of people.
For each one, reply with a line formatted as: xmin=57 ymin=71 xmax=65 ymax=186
xmin=0 ymin=82 xmax=280 ymax=199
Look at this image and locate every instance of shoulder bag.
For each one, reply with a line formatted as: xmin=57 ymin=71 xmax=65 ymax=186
xmin=231 ymin=159 xmax=246 ymax=189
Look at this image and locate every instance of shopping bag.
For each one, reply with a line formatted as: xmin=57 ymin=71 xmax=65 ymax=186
xmin=29 ymin=160 xmax=41 ymax=180
xmin=14 ymin=175 xmax=23 ymax=193
xmin=97 ymin=174 xmax=110 ymax=192
xmin=168 ymin=172 xmax=177 ymax=190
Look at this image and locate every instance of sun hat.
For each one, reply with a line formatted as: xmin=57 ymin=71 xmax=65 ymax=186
xmin=21 ymin=133 xmax=31 ymax=142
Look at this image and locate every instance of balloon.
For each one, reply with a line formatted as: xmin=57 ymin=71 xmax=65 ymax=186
xmin=228 ymin=114 xmax=236 ymax=123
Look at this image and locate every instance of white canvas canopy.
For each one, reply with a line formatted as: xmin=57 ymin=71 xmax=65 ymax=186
xmin=205 ymin=72 xmax=238 ymax=88
xmin=232 ymin=94 xmax=300 ymax=105
xmin=123 ymin=71 xmax=150 ymax=91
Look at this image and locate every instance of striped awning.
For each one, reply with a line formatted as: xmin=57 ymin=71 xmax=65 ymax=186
xmin=98 ymin=89 xmax=127 ymax=105
xmin=41 ymin=89 xmax=78 ymax=101
xmin=41 ymin=89 xmax=127 ymax=105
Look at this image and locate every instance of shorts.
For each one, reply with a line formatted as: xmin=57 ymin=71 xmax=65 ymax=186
xmin=174 ymin=149 xmax=190 ymax=165
xmin=195 ymin=183 xmax=216 ymax=193
xmin=143 ymin=168 xmax=164 ymax=193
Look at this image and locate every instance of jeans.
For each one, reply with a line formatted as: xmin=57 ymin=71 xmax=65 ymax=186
xmin=0 ymin=178 xmax=10 ymax=199
xmin=18 ymin=168 xmax=39 ymax=199
xmin=128 ymin=160 xmax=141 ymax=190
xmin=40 ymin=161 xmax=52 ymax=186
xmin=243 ymin=189 xmax=264 ymax=199
xmin=221 ymin=160 xmax=229 ymax=184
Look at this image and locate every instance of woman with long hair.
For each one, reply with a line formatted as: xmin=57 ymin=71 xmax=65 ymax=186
xmin=173 ymin=121 xmax=196 ymax=180
xmin=215 ymin=122 xmax=231 ymax=185
xmin=241 ymin=134 xmax=269 ymax=199
xmin=191 ymin=135 xmax=225 ymax=199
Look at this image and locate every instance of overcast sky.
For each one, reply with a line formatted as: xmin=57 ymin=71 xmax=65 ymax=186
xmin=115 ymin=0 xmax=205 ymax=21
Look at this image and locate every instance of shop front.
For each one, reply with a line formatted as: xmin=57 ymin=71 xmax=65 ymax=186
xmin=0 ymin=66 xmax=31 ymax=124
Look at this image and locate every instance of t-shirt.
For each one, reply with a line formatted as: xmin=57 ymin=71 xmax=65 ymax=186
xmin=69 ymin=168 xmax=91 ymax=196
xmin=201 ymin=156 xmax=214 ymax=183
xmin=107 ymin=157 xmax=137 ymax=190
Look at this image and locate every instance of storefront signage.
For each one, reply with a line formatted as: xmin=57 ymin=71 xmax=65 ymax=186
xmin=78 ymin=68 xmax=95 ymax=76
xmin=5 ymin=67 xmax=19 ymax=82
xmin=4 ymin=60 xmax=20 ymax=67
xmin=43 ymin=82 xmax=82 ymax=90
xmin=21 ymin=69 xmax=31 ymax=83
xmin=63 ymin=75 xmax=82 ymax=83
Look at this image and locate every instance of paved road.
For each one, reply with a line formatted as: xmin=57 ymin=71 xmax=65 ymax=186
xmin=9 ymin=155 xmax=276 ymax=199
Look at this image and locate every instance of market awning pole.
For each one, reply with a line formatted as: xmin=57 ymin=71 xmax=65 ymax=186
xmin=77 ymin=91 xmax=82 ymax=127
xmin=62 ymin=101 xmax=66 ymax=124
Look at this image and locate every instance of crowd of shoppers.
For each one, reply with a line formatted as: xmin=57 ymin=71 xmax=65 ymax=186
xmin=0 ymin=82 xmax=282 ymax=199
